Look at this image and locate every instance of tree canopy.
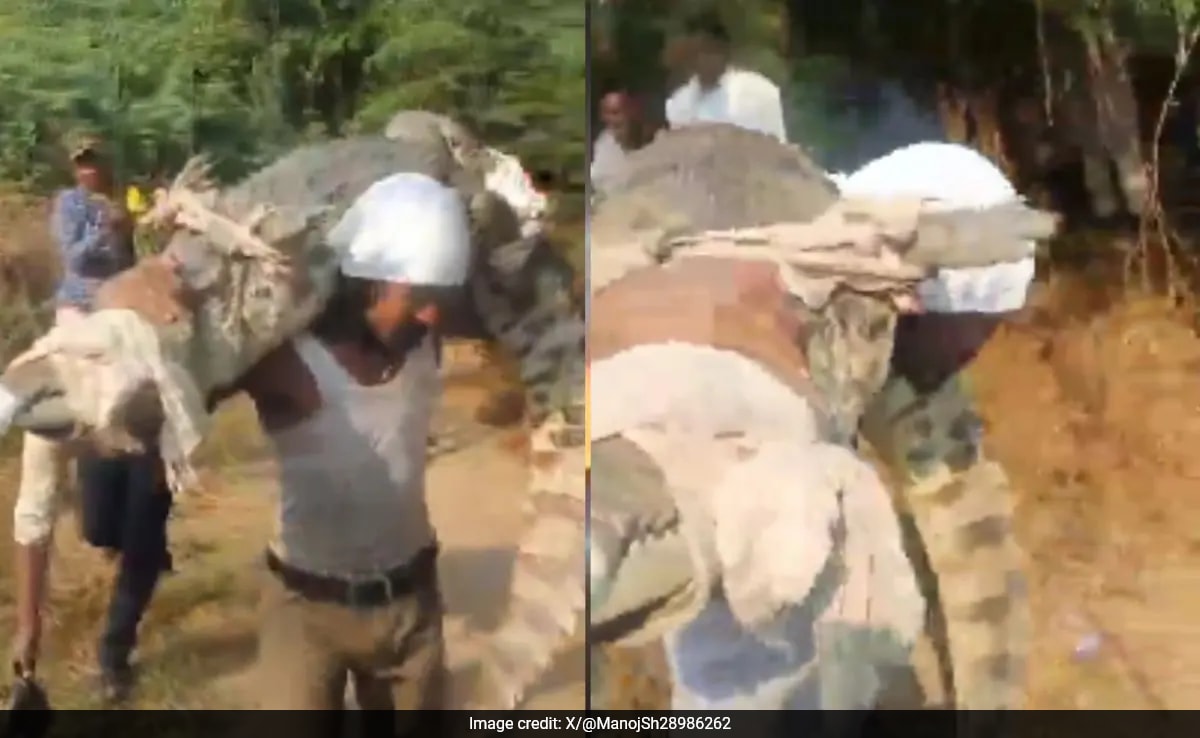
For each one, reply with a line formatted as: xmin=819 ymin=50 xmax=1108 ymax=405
xmin=0 ymin=0 xmax=585 ymax=191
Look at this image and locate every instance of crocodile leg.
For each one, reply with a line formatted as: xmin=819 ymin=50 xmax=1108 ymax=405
xmin=589 ymin=437 xmax=709 ymax=646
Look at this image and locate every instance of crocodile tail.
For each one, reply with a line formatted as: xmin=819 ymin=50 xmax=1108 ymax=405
xmin=862 ymin=375 xmax=1028 ymax=711
xmin=466 ymin=225 xmax=587 ymax=708
xmin=477 ymin=419 xmax=586 ymax=708
xmin=905 ymin=457 xmax=1028 ymax=711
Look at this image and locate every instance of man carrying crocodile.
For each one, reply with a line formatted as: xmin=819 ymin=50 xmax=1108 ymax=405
xmin=851 ymin=143 xmax=1033 ymax=712
xmin=77 ymin=175 xmax=468 ymax=726
xmin=213 ymin=174 xmax=464 ymax=726
xmin=0 ymin=129 xmax=586 ymax=718
xmin=5 ymin=170 xmax=471 ymax=727
xmin=586 ymin=126 xmax=1042 ymax=717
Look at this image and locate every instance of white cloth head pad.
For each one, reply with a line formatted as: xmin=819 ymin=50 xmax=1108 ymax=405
xmin=836 ymin=142 xmax=1036 ymax=314
xmin=330 ymin=172 xmax=473 ymax=286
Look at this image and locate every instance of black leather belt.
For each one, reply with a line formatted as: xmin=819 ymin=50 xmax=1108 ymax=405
xmin=265 ymin=545 xmax=438 ymax=609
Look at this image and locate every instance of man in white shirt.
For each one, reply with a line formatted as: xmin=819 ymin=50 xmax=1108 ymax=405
xmin=664 ymin=14 xmax=787 ymax=143
xmin=590 ymin=91 xmax=643 ymax=197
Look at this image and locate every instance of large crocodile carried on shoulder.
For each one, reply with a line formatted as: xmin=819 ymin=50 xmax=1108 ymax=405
xmin=586 ymin=123 xmax=1053 ymax=711
xmin=0 ymin=119 xmax=586 ymax=709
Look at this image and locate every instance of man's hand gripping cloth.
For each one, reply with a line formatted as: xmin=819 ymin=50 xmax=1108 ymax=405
xmin=589 ymin=342 xmax=925 ymax=708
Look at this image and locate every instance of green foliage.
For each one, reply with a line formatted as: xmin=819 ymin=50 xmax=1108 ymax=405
xmin=353 ymin=0 xmax=585 ymax=187
xmin=0 ymin=0 xmax=583 ymax=191
xmin=781 ymin=56 xmax=861 ymax=167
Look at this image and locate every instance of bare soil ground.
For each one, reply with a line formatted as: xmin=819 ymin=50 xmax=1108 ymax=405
xmin=600 ymin=272 xmax=1200 ymax=710
xmin=0 ymin=346 xmax=585 ymax=709
xmin=981 ymin=279 xmax=1200 ymax=709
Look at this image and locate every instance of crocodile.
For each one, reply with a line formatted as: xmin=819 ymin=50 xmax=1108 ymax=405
xmin=0 ymin=136 xmax=467 ymax=483
xmin=586 ymin=123 xmax=1047 ymax=711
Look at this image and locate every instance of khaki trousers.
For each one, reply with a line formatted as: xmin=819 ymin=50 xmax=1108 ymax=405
xmin=12 ymin=306 xmax=85 ymax=545
xmin=254 ymin=554 xmax=447 ymax=735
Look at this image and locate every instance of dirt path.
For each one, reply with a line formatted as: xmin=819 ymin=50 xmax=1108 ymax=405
xmin=0 ymin=355 xmax=584 ymax=709
xmin=976 ymin=289 xmax=1200 ymax=709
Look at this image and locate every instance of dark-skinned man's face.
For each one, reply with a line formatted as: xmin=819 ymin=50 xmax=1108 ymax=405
xmin=691 ymin=35 xmax=729 ymax=88
xmin=600 ymin=94 xmax=634 ymax=146
xmin=72 ymin=151 xmax=109 ymax=193
xmin=363 ymin=279 xmax=458 ymax=356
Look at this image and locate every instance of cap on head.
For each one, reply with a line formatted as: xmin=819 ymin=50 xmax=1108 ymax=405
xmin=329 ymin=172 xmax=473 ymax=287
xmin=66 ymin=132 xmax=107 ymax=164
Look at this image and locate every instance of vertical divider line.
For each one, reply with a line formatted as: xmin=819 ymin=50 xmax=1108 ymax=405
xmin=583 ymin=0 xmax=595 ymax=714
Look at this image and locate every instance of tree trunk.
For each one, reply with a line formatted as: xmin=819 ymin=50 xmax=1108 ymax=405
xmin=968 ymin=89 xmax=1017 ymax=178
xmin=937 ymin=83 xmax=972 ymax=144
xmin=1081 ymin=18 xmax=1148 ymax=215
xmin=935 ymin=85 xmax=1017 ymax=180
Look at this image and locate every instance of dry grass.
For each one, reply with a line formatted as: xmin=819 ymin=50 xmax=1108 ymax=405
xmin=0 ymin=400 xmax=269 ymax=710
xmin=975 ymin=282 xmax=1200 ymax=709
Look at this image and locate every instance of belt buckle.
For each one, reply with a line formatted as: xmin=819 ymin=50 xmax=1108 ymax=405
xmin=348 ymin=573 xmax=393 ymax=608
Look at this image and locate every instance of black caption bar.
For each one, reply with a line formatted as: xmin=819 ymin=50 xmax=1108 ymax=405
xmin=3 ymin=709 xmax=1195 ymax=738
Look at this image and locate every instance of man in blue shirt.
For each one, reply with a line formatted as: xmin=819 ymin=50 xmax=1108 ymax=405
xmin=11 ymin=133 xmax=173 ymax=705
xmin=51 ymin=134 xmax=136 ymax=311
